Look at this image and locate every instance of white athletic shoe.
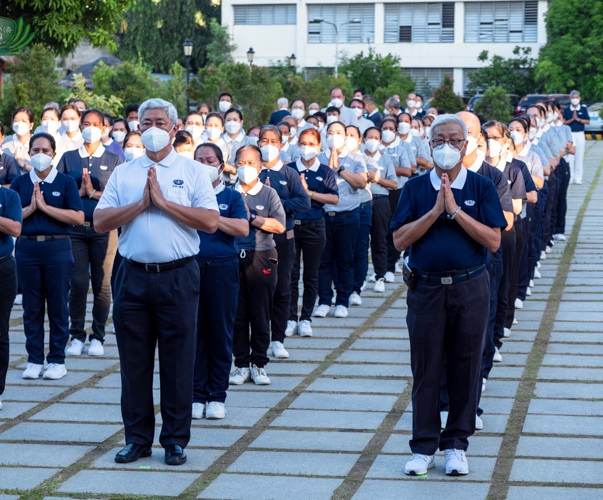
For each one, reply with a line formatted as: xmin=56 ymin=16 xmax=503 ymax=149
xmin=88 ymin=339 xmax=104 ymax=356
xmin=349 ymin=292 xmax=362 ymax=306
xmin=192 ymin=402 xmax=205 ymax=419
xmin=513 ymin=316 xmax=518 ymax=325
xmin=395 ymin=262 xmax=402 ymax=274
xmin=475 ymin=415 xmax=484 ymax=430
xmin=482 ymin=378 xmax=487 ymax=393
xmin=250 ymin=364 xmax=270 ymax=385
xmin=384 ymin=271 xmax=395 ymax=283
xmin=205 ymin=401 xmax=226 ymax=420
xmin=334 ymin=305 xmax=348 ymax=318
xmin=367 ymin=274 xmax=376 ymax=283
xmin=22 ymin=362 xmax=44 ymax=379
xmin=444 ymin=449 xmax=469 ymax=475
xmin=540 ymin=251 xmax=547 ymax=261
xmin=313 ymin=304 xmax=330 ymax=318
xmin=373 ymin=278 xmax=386 ymax=293
xmin=229 ymin=367 xmax=251 ymax=385
xmin=534 ymin=268 xmax=542 ymax=279
xmin=271 ymin=341 xmax=289 ymax=359
xmin=515 ymin=298 xmax=523 ymax=309
xmin=404 ymin=453 xmax=435 ymax=476
xmin=576 ymin=180 xmax=583 ymax=185
xmin=537 ymin=261 xmax=541 ymax=268
xmin=493 ymin=347 xmax=502 ymax=363
xmin=440 ymin=410 xmax=448 ymax=430
xmin=43 ymin=363 xmax=67 ymax=380
xmin=553 ymin=234 xmax=566 ymax=241
xmin=65 ymin=338 xmax=84 ymax=356
xmin=285 ymin=320 xmax=297 ymax=337
xmin=14 ymin=294 xmax=22 ymax=305
xmin=545 ymin=245 xmax=552 ymax=254
xmin=298 ymin=320 xmax=313 ymax=337
xmin=529 ymin=279 xmax=535 ymax=288
xmin=504 ymin=328 xmax=511 ymax=338
xmin=526 ymin=287 xmax=532 ymax=297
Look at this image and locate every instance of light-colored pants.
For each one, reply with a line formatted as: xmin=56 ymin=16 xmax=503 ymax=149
xmin=569 ymin=131 xmax=586 ymax=183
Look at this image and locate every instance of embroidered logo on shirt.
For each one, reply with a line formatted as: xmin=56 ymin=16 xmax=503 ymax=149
xmin=279 ymin=180 xmax=287 ymax=185
xmin=464 ymin=200 xmax=476 ymax=206
xmin=256 ymin=205 xmax=265 ymax=210
xmin=52 ymin=191 xmax=61 ymax=196
xmin=100 ymin=165 xmax=108 ymax=170
xmin=219 ymin=203 xmax=228 ymax=210
xmin=316 ymin=176 xmax=323 ymax=181
xmin=173 ymin=179 xmax=184 ymax=185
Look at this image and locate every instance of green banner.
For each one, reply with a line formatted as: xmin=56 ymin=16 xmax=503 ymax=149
xmin=0 ymin=17 xmax=35 ymax=56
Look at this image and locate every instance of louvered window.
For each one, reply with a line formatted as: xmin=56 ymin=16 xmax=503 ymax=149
xmin=464 ymin=1 xmax=538 ymax=42
xmin=234 ymin=4 xmax=296 ymax=25
xmin=307 ymin=4 xmax=375 ymax=43
xmin=384 ymin=3 xmax=455 ymax=43
xmin=401 ymin=68 xmax=454 ymax=97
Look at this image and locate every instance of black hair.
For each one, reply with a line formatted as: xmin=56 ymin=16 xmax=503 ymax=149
xmin=276 ymin=121 xmax=291 ymax=132
xmin=346 ymin=125 xmax=361 ymax=137
xmin=363 ymin=126 xmax=381 ymax=139
xmin=104 ymin=113 xmax=114 ymax=126
xmin=125 ymin=104 xmax=139 ymax=118
xmin=195 ymin=142 xmax=224 ymax=165
xmin=234 ymin=144 xmax=262 ymax=166
xmin=224 ymin=108 xmax=243 ymax=121
xmin=185 ymin=111 xmax=204 ymax=124
xmin=29 ymin=132 xmax=56 ymax=153
xmin=353 ymin=88 xmax=365 ymax=96
xmin=350 ymin=98 xmax=365 ymax=108
xmin=509 ymin=115 xmax=531 ymax=132
xmin=41 ymin=108 xmax=60 ymax=120
xmin=326 ymin=120 xmax=346 ymax=134
xmin=12 ymin=107 xmax=34 ymax=123
xmin=123 ymin=130 xmax=142 ymax=145
xmin=0 ymin=122 xmax=4 ymax=137
xmin=173 ymin=130 xmax=194 ymax=148
xmin=314 ymin=111 xmax=327 ymax=122
xmin=326 ymin=106 xmax=341 ymax=115
xmin=113 ymin=118 xmax=126 ymax=127
xmin=59 ymin=104 xmax=82 ymax=120
xmin=218 ymin=92 xmax=233 ymax=102
xmin=291 ymin=98 xmax=306 ymax=108
xmin=205 ymin=112 xmax=224 ymax=126
xmin=81 ymin=109 xmax=105 ymax=124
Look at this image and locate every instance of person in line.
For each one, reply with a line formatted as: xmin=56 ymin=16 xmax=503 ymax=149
xmin=348 ymin=99 xmax=374 ymax=136
xmin=38 ymin=108 xmax=67 ymax=166
xmin=392 ymin=114 xmax=506 ymax=477
xmin=363 ymin=95 xmax=382 ymax=127
xmin=184 ymin=111 xmax=205 ymax=147
xmin=552 ymin=101 xmax=575 ymax=240
xmin=192 ymin=143 xmax=248 ymax=420
xmin=229 ymin=145 xmax=285 ymax=386
xmin=0 ymin=149 xmax=20 ymax=188
xmin=564 ymin=90 xmax=588 ymax=186
xmin=58 ymin=110 xmax=121 ymax=357
xmin=60 ymin=104 xmax=84 ymax=152
xmin=11 ymin=133 xmax=84 ymax=380
xmin=125 ymin=104 xmax=139 ymax=132
xmin=308 ymin=103 xmax=320 ymax=116
xmin=94 ymin=98 xmax=219 ymax=466
xmin=197 ymin=102 xmax=212 ymax=117
xmin=203 ymin=113 xmax=231 ymax=181
xmin=269 ymin=97 xmax=291 ymax=125
xmin=3 ymin=108 xmax=34 ymax=173
xmin=173 ymin=130 xmax=197 ymax=158
xmin=414 ymin=95 xmax=426 ymax=119
xmin=322 ymin=87 xmax=354 ymax=126
xmin=111 ymin=119 xmax=128 ymax=148
xmin=396 ymin=112 xmax=432 ymax=172
xmin=218 ymin=93 xmax=234 ymax=116
xmin=102 ymin=114 xmax=126 ymax=163
xmin=223 ymin=108 xmax=254 ymax=160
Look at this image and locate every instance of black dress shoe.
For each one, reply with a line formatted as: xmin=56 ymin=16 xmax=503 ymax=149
xmin=165 ymin=444 xmax=187 ymax=465
xmin=114 ymin=443 xmax=152 ymax=463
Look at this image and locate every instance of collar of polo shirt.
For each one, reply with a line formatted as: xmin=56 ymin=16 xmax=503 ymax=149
xmin=235 ymin=180 xmax=263 ymax=196
xmin=430 ymin=165 xmax=467 ymax=191
xmin=325 ymin=147 xmax=349 ymax=159
xmin=78 ymin=143 xmax=106 ymax=159
xmin=518 ymin=141 xmax=531 ymax=157
xmin=214 ymin=180 xmax=226 ymax=195
xmin=262 ymin=160 xmax=283 ymax=172
xmin=222 ymin=132 xmax=245 ymax=143
xmin=296 ymin=158 xmax=320 ymax=173
xmin=29 ymin=165 xmax=58 ymax=184
xmin=467 ymin=150 xmax=486 ymax=172
xmin=140 ymin=148 xmax=178 ymax=168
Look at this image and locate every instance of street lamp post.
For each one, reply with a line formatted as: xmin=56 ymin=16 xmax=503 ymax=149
xmin=289 ymin=53 xmax=296 ymax=72
xmin=247 ymin=47 xmax=255 ymax=67
xmin=183 ymin=38 xmax=193 ymax=111
xmin=311 ymin=18 xmax=361 ymax=78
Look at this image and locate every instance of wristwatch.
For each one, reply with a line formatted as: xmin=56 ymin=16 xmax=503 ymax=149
xmin=250 ymin=214 xmax=257 ymax=223
xmin=337 ymin=165 xmax=345 ymax=173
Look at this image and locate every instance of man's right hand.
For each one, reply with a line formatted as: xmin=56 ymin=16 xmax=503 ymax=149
xmin=433 ymin=184 xmax=445 ymax=215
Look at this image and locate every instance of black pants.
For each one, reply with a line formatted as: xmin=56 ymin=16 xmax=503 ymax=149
xmin=386 ymin=189 xmax=402 ymax=273
xmin=271 ymin=233 xmax=295 ymax=343
xmin=541 ymin=177 xmax=557 ymax=251
xmin=554 ymin=158 xmax=570 ymax=235
xmin=371 ymin=196 xmax=391 ymax=280
xmin=233 ymin=248 xmax=278 ymax=369
xmin=0 ymin=256 xmax=17 ymax=396
xmin=194 ymin=258 xmax=239 ymax=404
xmin=70 ymin=225 xmax=118 ymax=343
xmin=353 ymin=201 xmax=373 ymax=293
xmin=290 ymin=219 xmax=326 ymax=322
xmin=113 ymin=258 xmax=199 ymax=448
xmin=517 ymin=206 xmax=533 ymax=301
xmin=505 ymin=216 xmax=524 ymax=328
xmin=532 ymin=185 xmax=546 ymax=270
xmin=407 ymin=271 xmax=490 ymax=454
xmin=494 ymin=227 xmax=515 ymax=349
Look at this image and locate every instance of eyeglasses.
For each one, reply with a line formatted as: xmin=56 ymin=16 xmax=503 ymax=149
xmin=430 ymin=138 xmax=466 ymax=149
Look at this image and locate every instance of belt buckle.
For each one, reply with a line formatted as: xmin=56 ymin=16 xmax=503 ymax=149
xmin=83 ymin=221 xmax=91 ymax=227
xmin=328 ymin=212 xmax=336 ymax=216
xmin=294 ymin=219 xmax=301 ymax=225
xmin=441 ymin=276 xmax=453 ymax=285
xmin=145 ymin=263 xmax=161 ymax=273
xmin=36 ymin=235 xmax=45 ymax=242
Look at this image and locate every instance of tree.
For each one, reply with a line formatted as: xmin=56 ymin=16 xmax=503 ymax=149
xmin=467 ymin=46 xmax=538 ymax=97
xmin=92 ymin=60 xmax=157 ymax=110
xmin=4 ymin=0 xmax=133 ymax=56
xmin=205 ymin=19 xmax=237 ymax=67
xmin=474 ymin=86 xmax=513 ymax=123
xmin=430 ymin=75 xmax=465 ymax=113
xmin=68 ymin=74 xmax=123 ymax=116
xmin=536 ymin=0 xmax=603 ymax=100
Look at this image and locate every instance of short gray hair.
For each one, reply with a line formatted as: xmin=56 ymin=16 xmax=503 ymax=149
xmin=570 ymin=90 xmax=580 ymax=97
xmin=138 ymin=98 xmax=178 ymax=126
xmin=309 ymin=102 xmax=319 ymax=109
xmin=277 ymin=97 xmax=289 ymax=108
xmin=388 ymin=98 xmax=401 ymax=110
xmin=430 ymin=114 xmax=468 ymax=140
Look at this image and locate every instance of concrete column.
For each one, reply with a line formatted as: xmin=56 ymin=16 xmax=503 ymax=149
xmin=454 ymin=1 xmax=464 ymax=44
xmin=297 ymin=0 xmax=307 ymax=70
xmin=453 ymin=68 xmax=464 ymax=95
xmin=374 ymin=3 xmax=385 ymax=45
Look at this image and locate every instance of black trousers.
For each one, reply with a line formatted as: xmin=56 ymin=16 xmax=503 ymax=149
xmin=554 ymin=158 xmax=570 ymax=235
xmin=517 ymin=206 xmax=533 ymax=301
xmin=370 ymin=195 xmax=391 ymax=280
xmin=494 ymin=226 xmax=515 ymax=349
xmin=272 ymin=233 xmax=295 ymax=343
xmin=233 ymin=248 xmax=278 ymax=368
xmin=70 ymin=225 xmax=118 ymax=343
xmin=0 ymin=256 xmax=17 ymax=396
xmin=407 ymin=271 xmax=490 ymax=454
xmin=194 ymin=258 xmax=239 ymax=404
xmin=113 ymin=258 xmax=199 ymax=448
xmin=386 ymin=189 xmax=402 ymax=272
xmin=353 ymin=201 xmax=373 ymax=293
xmin=505 ymin=216 xmax=524 ymax=328
xmin=541 ymin=176 xmax=557 ymax=251
xmin=290 ymin=219 xmax=326 ymax=322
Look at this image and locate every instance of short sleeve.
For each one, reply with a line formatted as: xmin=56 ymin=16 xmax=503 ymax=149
xmin=390 ymin=182 xmax=415 ymax=230
xmin=478 ymin=179 xmax=507 ymax=229
xmin=529 ymin=153 xmax=544 ymax=179
xmin=63 ymin=175 xmax=85 ymax=212
xmin=509 ymin=168 xmax=527 ymax=200
xmin=385 ymin=156 xmax=397 ymax=182
xmin=540 ymin=142 xmax=554 ymax=161
xmin=3 ymin=188 xmax=22 ymax=224
xmin=192 ymin=167 xmax=219 ymax=212
xmin=399 ymin=148 xmax=411 ymax=168
xmin=0 ymin=155 xmax=19 ymax=185
xmin=96 ymin=169 xmax=120 ymax=210
xmin=267 ymin=187 xmax=286 ymax=227
xmin=228 ymin=190 xmax=249 ymax=220
xmin=404 ymin=143 xmax=416 ymax=165
xmin=519 ymin=163 xmax=537 ymax=192
xmin=352 ymin=155 xmax=367 ymax=174
xmin=493 ymin=171 xmax=514 ymax=213
xmin=56 ymin=154 xmax=67 ymax=173
xmin=565 ymin=127 xmax=573 ymax=143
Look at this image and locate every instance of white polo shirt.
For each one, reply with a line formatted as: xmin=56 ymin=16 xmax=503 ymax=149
xmin=96 ymin=148 xmax=218 ymax=263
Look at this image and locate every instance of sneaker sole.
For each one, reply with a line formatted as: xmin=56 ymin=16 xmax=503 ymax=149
xmin=22 ymin=373 xmax=42 ymax=380
xmin=206 ymin=414 xmax=226 ymax=420
xmin=299 ymin=332 xmax=313 ymax=337
xmin=404 ymin=470 xmax=428 ymax=476
xmin=228 ymin=379 xmax=249 ymax=385
xmin=253 ymin=379 xmax=271 ymax=385
xmin=446 ymin=469 xmax=469 ymax=476
xmin=272 ymin=352 xmax=289 ymax=359
xmin=43 ymin=374 xmax=67 ymax=380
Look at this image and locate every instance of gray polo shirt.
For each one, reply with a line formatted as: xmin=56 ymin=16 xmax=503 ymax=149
xmin=317 ymin=149 xmax=367 ymax=212
xmin=378 ymin=138 xmax=414 ymax=189
xmin=367 ymin=152 xmax=397 ymax=196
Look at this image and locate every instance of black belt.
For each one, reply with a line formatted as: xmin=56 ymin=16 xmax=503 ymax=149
xmin=372 ymin=194 xmax=389 ymax=199
xmin=127 ymin=256 xmax=195 ymax=273
xmin=294 ymin=219 xmax=323 ymax=226
xmin=414 ymin=264 xmax=486 ymax=285
xmin=18 ymin=235 xmax=70 ymax=242
xmin=0 ymin=254 xmax=13 ymax=264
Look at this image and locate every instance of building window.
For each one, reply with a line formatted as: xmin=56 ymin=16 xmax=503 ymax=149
xmin=464 ymin=1 xmax=538 ymax=43
xmin=402 ymin=68 xmax=454 ymax=98
xmin=307 ymin=4 xmax=375 ymax=43
xmin=385 ymin=3 xmax=455 ymax=43
xmin=234 ymin=4 xmax=297 ymax=25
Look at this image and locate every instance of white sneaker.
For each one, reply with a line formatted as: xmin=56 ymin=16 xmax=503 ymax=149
xmin=367 ymin=274 xmax=376 ymax=283
xmin=373 ymin=278 xmax=385 ymax=293
xmin=205 ymin=401 xmax=226 ymax=420
xmin=395 ymin=262 xmax=402 ymax=274
xmin=513 ymin=316 xmax=518 ymax=325
xmin=349 ymin=292 xmax=362 ymax=306
xmin=482 ymin=378 xmax=487 ymax=393
xmin=475 ymin=415 xmax=483 ymax=430
xmin=540 ymin=251 xmax=547 ymax=261
xmin=529 ymin=279 xmax=535 ymax=288
xmin=545 ymin=245 xmax=552 ymax=254
xmin=88 ymin=339 xmax=104 ymax=356
xmin=404 ymin=453 xmax=435 ymax=476
xmin=65 ymin=338 xmax=84 ymax=356
xmin=503 ymin=328 xmax=511 ymax=338
xmin=534 ymin=268 xmax=542 ymax=279
xmin=526 ymin=287 xmax=532 ymax=297
xmin=384 ymin=271 xmax=395 ymax=283
xmin=440 ymin=410 xmax=448 ymax=430
xmin=22 ymin=362 xmax=44 ymax=379
xmin=553 ymin=234 xmax=566 ymax=241
xmin=313 ymin=304 xmax=330 ymax=318
xmin=271 ymin=341 xmax=289 ymax=359
xmin=0 ymin=400 xmax=2 ymax=410
xmin=250 ymin=364 xmax=270 ymax=385
xmin=444 ymin=449 xmax=469 ymax=475
xmin=298 ymin=320 xmax=313 ymax=337
xmin=515 ymin=298 xmax=523 ymax=309
xmin=537 ymin=261 xmax=541 ymax=268
xmin=576 ymin=180 xmax=583 ymax=185
xmin=229 ymin=367 xmax=251 ymax=385
xmin=493 ymin=347 xmax=502 ymax=363
xmin=285 ymin=320 xmax=297 ymax=337
xmin=14 ymin=294 xmax=22 ymax=305
xmin=43 ymin=363 xmax=67 ymax=380
xmin=192 ymin=402 xmax=205 ymax=419
xmin=334 ymin=305 xmax=348 ymax=318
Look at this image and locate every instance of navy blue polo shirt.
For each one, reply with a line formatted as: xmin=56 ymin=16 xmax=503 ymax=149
xmin=289 ymin=159 xmax=339 ymax=221
xmin=11 ymin=169 xmax=83 ymax=236
xmin=511 ymin=158 xmax=537 ymax=193
xmin=474 ymin=161 xmax=513 ymax=214
xmin=501 ymin=161 xmax=527 ymax=201
xmin=57 ymin=145 xmax=120 ymax=221
xmin=259 ymin=161 xmax=311 ymax=230
xmin=563 ymin=104 xmax=590 ymax=132
xmin=0 ymin=186 xmax=22 ymax=256
xmin=197 ymin=183 xmax=248 ymax=262
xmin=391 ymin=168 xmax=507 ymax=273
xmin=0 ymin=153 xmax=20 ymax=186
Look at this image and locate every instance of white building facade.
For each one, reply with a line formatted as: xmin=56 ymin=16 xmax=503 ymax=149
xmin=221 ymin=0 xmax=549 ymax=96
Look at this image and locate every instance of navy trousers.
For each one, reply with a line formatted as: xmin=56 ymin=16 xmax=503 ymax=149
xmin=554 ymin=158 xmax=570 ymax=235
xmin=541 ymin=176 xmax=557 ymax=251
xmin=370 ymin=195 xmax=391 ymax=280
xmin=271 ymin=233 xmax=296 ymax=343
xmin=386 ymin=189 xmax=402 ymax=273
xmin=494 ymin=226 xmax=515 ymax=349
xmin=533 ymin=184 xmax=547 ymax=268
xmin=0 ymin=256 xmax=17 ymax=396
xmin=353 ymin=201 xmax=373 ymax=293
xmin=517 ymin=205 xmax=534 ymax=301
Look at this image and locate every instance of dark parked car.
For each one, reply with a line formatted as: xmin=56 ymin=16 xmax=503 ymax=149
xmin=516 ymin=94 xmax=571 ymax=114
xmin=466 ymin=94 xmax=520 ymax=114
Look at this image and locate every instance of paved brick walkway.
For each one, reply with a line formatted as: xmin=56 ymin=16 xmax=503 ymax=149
xmin=1 ymin=143 xmax=603 ymax=500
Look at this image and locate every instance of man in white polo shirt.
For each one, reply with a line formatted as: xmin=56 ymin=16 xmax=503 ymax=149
xmin=94 ymin=98 xmax=219 ymax=467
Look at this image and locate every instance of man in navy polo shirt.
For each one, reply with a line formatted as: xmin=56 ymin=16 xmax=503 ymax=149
xmin=0 ymin=153 xmax=20 ymax=188
xmin=392 ymin=114 xmax=506 ymax=477
xmin=563 ymin=90 xmax=590 ymax=185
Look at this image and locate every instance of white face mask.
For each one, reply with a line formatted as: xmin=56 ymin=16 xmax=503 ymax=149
xmin=406 ymin=100 xmax=416 ymax=109
xmin=416 ymin=102 xmax=423 ymax=109
xmin=281 ymin=134 xmax=290 ymax=144
xmin=178 ymin=151 xmax=194 ymax=159
xmin=465 ymin=136 xmax=478 ymax=155
xmin=353 ymin=108 xmax=363 ymax=118
xmin=237 ymin=165 xmax=259 ymax=184
xmin=290 ymin=127 xmax=297 ymax=137
xmin=571 ymin=98 xmax=580 ymax=106
xmin=101 ymin=127 xmax=111 ymax=139
xmin=300 ymin=145 xmax=318 ymax=161
xmin=112 ymin=131 xmax=126 ymax=143
xmin=81 ymin=126 xmax=103 ymax=144
xmin=317 ymin=122 xmax=325 ymax=132
xmin=200 ymin=163 xmax=221 ymax=183
xmin=261 ymin=144 xmax=280 ymax=163
xmin=546 ymin=113 xmax=554 ymax=123
xmin=206 ymin=127 xmax=222 ymax=141
xmin=42 ymin=120 xmax=59 ymax=135
xmin=248 ymin=135 xmax=259 ymax=145
xmin=330 ymin=98 xmax=343 ymax=108
xmin=345 ymin=136 xmax=358 ymax=152
xmin=291 ymin=108 xmax=305 ymax=120
xmin=31 ymin=153 xmax=53 ymax=172
xmin=510 ymin=131 xmax=525 ymax=146
xmin=124 ymin=147 xmax=145 ymax=162
xmin=308 ymin=109 xmax=318 ymax=116
xmin=186 ymin=125 xmax=204 ymax=139
xmin=225 ymin=121 xmax=241 ymax=135
xmin=141 ymin=126 xmax=173 ymax=152
xmin=364 ymin=138 xmax=380 ymax=153
xmin=62 ymin=119 xmax=80 ymax=133
xmin=553 ymin=112 xmax=558 ymax=121
xmin=410 ymin=128 xmax=421 ymax=138
xmin=326 ymin=115 xmax=338 ymax=124
xmin=425 ymin=126 xmax=431 ymax=139
xmin=128 ymin=120 xmax=139 ymax=132
xmin=12 ymin=122 xmax=30 ymax=136
xmin=382 ymin=130 xmax=396 ymax=143
xmin=398 ymin=122 xmax=411 ymax=135
xmin=488 ymin=139 xmax=503 ymax=157
xmin=219 ymin=100 xmax=232 ymax=113
xmin=536 ymin=118 xmax=544 ymax=129
xmin=432 ymin=143 xmax=461 ymax=170
xmin=327 ymin=134 xmax=345 ymax=150
xmin=528 ymin=128 xmax=537 ymax=140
